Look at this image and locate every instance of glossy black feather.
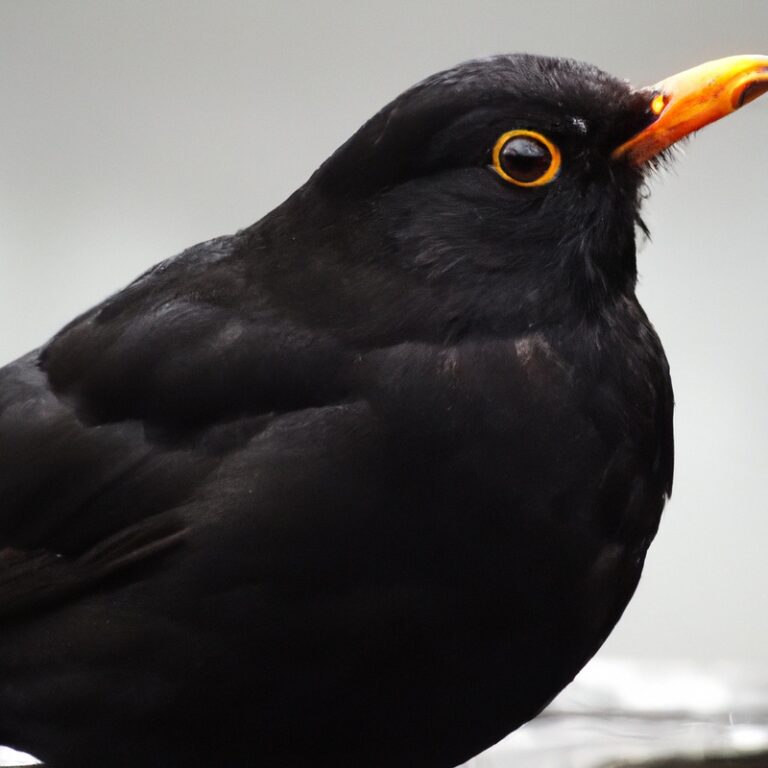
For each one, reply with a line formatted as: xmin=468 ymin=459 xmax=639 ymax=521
xmin=0 ymin=54 xmax=673 ymax=767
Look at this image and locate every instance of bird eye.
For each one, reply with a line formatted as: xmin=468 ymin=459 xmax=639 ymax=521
xmin=492 ymin=130 xmax=561 ymax=187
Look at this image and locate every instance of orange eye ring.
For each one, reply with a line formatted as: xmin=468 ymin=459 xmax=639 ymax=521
xmin=492 ymin=129 xmax=562 ymax=187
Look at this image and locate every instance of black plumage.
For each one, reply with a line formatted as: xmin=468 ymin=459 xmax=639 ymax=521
xmin=0 ymin=54 xmax=677 ymax=767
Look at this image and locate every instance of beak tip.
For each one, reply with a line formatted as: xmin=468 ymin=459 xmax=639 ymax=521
xmin=735 ymin=78 xmax=768 ymax=109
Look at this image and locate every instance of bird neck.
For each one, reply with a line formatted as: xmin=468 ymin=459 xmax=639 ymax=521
xmin=246 ymin=185 xmax=641 ymax=344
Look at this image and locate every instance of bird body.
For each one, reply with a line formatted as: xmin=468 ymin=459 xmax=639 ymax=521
xmin=0 ymin=52 xmax=764 ymax=767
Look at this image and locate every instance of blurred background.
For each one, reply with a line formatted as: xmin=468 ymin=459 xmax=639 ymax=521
xmin=0 ymin=1 xmax=766 ymax=764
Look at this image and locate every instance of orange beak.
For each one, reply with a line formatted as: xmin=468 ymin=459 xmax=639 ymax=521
xmin=613 ymin=55 xmax=768 ymax=165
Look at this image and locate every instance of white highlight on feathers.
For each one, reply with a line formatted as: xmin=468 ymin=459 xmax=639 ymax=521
xmin=571 ymin=116 xmax=588 ymax=134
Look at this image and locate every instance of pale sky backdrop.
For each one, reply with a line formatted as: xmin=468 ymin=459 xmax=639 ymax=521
xmin=0 ymin=0 xmax=766 ymax=667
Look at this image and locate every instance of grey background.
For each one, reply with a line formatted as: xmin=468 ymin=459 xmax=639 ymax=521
xmin=0 ymin=0 xmax=766 ymax=667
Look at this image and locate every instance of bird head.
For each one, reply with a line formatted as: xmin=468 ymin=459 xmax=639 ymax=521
xmin=273 ymin=54 xmax=768 ymax=340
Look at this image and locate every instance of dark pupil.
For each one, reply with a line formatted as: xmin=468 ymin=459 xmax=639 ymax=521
xmin=499 ymin=136 xmax=552 ymax=182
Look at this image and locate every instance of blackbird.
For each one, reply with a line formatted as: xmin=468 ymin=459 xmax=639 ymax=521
xmin=0 ymin=53 xmax=766 ymax=768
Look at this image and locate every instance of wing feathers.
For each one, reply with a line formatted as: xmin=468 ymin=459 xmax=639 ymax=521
xmin=0 ymin=514 xmax=186 ymax=621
